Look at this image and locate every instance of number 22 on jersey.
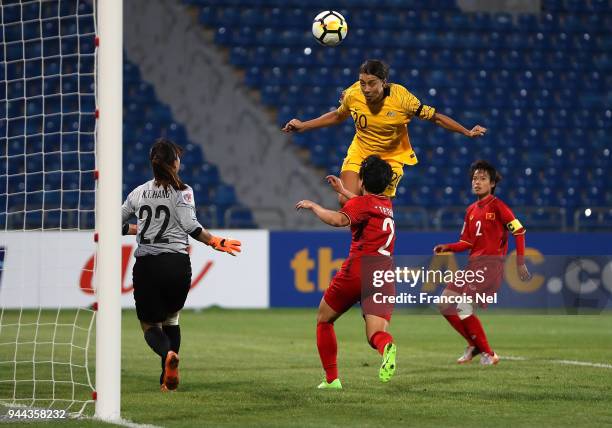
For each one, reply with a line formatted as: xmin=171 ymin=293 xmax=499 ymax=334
xmin=138 ymin=204 xmax=170 ymax=244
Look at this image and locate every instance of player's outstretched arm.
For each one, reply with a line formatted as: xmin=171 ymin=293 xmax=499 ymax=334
xmin=193 ymin=228 xmax=242 ymax=256
xmin=325 ymin=175 xmax=357 ymax=200
xmin=430 ymin=112 xmax=487 ymax=138
xmin=433 ymin=244 xmax=448 ymax=253
xmin=296 ymin=200 xmax=350 ymax=227
xmin=433 ymin=241 xmax=472 ymax=254
xmin=282 ymin=110 xmax=349 ymax=133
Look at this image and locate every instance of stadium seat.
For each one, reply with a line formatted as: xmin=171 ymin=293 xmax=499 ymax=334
xmin=2 ymin=25 xmax=256 ymax=230
xmin=182 ymin=1 xmax=611 ymax=230
xmin=115 ymin=59 xmax=256 ymax=228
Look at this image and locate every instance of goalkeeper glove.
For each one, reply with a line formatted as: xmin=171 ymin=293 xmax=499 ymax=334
xmin=208 ymin=236 xmax=242 ymax=256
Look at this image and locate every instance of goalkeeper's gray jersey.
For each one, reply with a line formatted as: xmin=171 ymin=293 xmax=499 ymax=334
xmin=122 ymin=180 xmax=203 ymax=257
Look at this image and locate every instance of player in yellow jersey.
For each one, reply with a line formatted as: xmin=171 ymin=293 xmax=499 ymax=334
xmin=282 ymin=59 xmax=487 ymax=205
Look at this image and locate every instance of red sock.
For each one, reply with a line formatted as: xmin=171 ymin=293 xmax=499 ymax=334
xmin=369 ymin=331 xmax=393 ymax=355
xmin=461 ymin=315 xmax=493 ymax=355
xmin=443 ymin=314 xmax=476 ymax=347
xmin=316 ymin=322 xmax=338 ymax=383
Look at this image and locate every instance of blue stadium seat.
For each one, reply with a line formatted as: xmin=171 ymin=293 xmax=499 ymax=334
xmin=25 ymin=210 xmax=43 ymax=230
xmin=44 ymin=210 xmax=62 ymax=229
xmin=211 ymin=184 xmax=237 ymax=207
xmin=179 ymin=1 xmax=612 ymax=229
xmin=120 ymin=60 xmax=256 ymax=227
xmin=1 ymin=1 xmax=257 ymax=230
xmin=225 ymin=206 xmax=257 ymax=228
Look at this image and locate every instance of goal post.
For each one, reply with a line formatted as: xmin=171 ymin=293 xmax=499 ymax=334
xmin=95 ymin=0 xmax=122 ymax=421
xmin=0 ymin=0 xmax=122 ymax=420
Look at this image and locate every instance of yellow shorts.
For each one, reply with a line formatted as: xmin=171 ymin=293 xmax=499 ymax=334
xmin=341 ymin=153 xmax=404 ymax=197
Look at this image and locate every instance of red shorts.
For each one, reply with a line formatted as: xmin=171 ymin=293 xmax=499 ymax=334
xmin=445 ymin=259 xmax=503 ymax=307
xmin=323 ymin=256 xmax=394 ymax=321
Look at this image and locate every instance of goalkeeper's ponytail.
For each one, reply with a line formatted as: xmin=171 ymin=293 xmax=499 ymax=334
xmin=150 ymin=138 xmax=187 ymax=191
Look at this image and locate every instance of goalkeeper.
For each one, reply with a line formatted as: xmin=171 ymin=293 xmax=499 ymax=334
xmin=121 ymin=138 xmax=241 ymax=391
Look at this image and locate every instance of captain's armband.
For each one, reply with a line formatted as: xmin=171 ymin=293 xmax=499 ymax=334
xmin=506 ymin=218 xmax=524 ymax=234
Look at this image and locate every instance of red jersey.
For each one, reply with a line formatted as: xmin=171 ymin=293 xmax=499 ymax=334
xmin=339 ymin=194 xmax=395 ymax=257
xmin=460 ymin=195 xmax=525 ymax=258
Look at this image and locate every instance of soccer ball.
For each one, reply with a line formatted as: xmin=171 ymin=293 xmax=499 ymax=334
xmin=312 ymin=11 xmax=348 ymax=47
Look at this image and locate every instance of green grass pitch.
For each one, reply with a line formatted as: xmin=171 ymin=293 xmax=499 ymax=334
xmin=1 ymin=309 xmax=612 ymax=427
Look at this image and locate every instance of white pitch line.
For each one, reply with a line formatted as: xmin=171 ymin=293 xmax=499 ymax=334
xmin=103 ymin=418 xmax=162 ymax=428
xmin=550 ymin=360 xmax=612 ymax=369
xmin=84 ymin=416 xmax=163 ymax=428
xmin=501 ymin=355 xmax=612 ymax=369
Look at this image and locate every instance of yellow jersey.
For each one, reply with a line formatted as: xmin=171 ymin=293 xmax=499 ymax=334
xmin=336 ymin=82 xmax=435 ymax=166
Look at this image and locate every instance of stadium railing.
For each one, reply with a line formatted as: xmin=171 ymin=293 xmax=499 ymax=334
xmin=574 ymin=207 xmax=612 ymax=231
xmin=434 ymin=206 xmax=568 ymax=231
xmin=513 ymin=206 xmax=568 ymax=232
xmin=393 ymin=206 xmax=429 ymax=230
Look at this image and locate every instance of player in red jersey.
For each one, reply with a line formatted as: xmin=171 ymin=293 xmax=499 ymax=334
xmin=296 ymin=155 xmax=398 ymax=389
xmin=433 ymin=160 xmax=531 ymax=365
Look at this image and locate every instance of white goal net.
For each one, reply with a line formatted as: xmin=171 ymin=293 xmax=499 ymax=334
xmin=0 ymin=0 xmax=98 ymax=417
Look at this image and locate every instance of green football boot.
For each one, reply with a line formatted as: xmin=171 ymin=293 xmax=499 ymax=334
xmin=317 ymin=378 xmax=343 ymax=389
xmin=379 ymin=343 xmax=397 ymax=382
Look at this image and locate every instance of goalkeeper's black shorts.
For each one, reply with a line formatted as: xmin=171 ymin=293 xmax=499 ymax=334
xmin=132 ymin=253 xmax=191 ymax=323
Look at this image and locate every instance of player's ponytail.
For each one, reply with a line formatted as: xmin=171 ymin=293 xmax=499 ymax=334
xmin=150 ymin=138 xmax=187 ymax=191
